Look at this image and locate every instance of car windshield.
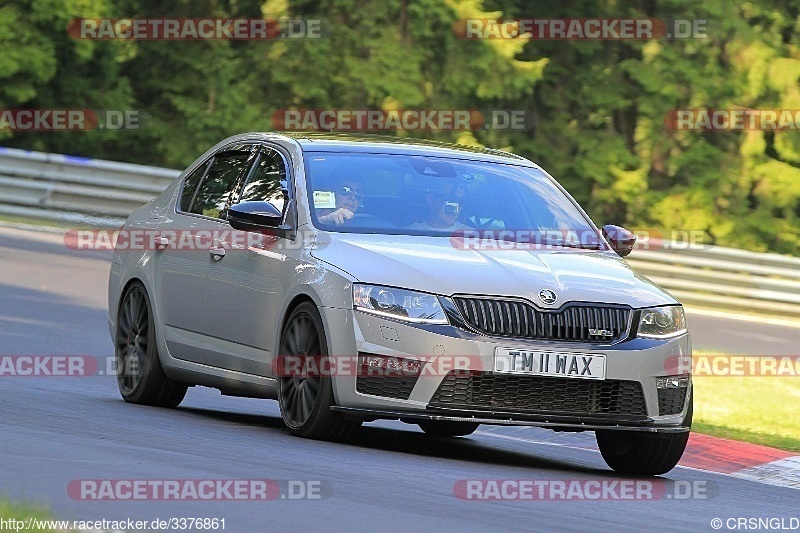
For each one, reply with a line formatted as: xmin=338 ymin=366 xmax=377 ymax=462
xmin=304 ymin=152 xmax=601 ymax=247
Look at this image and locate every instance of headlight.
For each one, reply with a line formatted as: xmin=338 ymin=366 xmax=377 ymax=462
xmin=637 ymin=306 xmax=687 ymax=338
xmin=353 ymin=284 xmax=448 ymax=324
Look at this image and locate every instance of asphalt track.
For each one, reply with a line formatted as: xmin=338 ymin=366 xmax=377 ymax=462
xmin=1 ymin=227 xmax=798 ymax=532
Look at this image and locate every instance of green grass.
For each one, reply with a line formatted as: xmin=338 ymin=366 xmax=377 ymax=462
xmin=0 ymin=498 xmax=62 ymax=532
xmin=692 ymin=420 xmax=800 ymax=452
xmin=693 ymin=351 xmax=800 ymax=451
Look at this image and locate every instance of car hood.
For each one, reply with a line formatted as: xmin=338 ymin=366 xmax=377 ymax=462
xmin=311 ymin=233 xmax=677 ymax=308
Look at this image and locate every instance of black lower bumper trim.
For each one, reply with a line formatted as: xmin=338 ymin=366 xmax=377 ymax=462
xmin=427 ymin=404 xmax=653 ymax=426
xmin=330 ymin=406 xmax=689 ymax=433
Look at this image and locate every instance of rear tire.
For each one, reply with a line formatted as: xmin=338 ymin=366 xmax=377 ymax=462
xmin=277 ymin=302 xmax=361 ymax=440
xmin=418 ymin=420 xmax=479 ymax=437
xmin=115 ymin=281 xmax=187 ymax=408
xmin=596 ymin=396 xmax=692 ymax=476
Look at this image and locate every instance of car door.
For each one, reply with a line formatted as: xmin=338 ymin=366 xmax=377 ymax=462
xmin=203 ymin=144 xmax=294 ymax=376
xmin=154 ymin=145 xmax=255 ymax=365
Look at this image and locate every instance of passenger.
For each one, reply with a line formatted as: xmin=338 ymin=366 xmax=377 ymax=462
xmin=407 ymin=180 xmax=470 ymax=231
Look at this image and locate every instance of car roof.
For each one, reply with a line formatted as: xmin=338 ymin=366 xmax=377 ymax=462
xmin=225 ymin=132 xmax=538 ymax=167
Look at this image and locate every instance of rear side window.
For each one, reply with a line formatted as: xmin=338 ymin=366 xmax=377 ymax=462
xmin=179 ymin=160 xmax=211 ymax=212
xmin=189 ymin=152 xmax=251 ymax=219
xmin=237 ymin=148 xmax=288 ymax=216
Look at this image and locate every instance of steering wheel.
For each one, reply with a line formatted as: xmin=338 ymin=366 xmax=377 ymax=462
xmin=344 ymin=212 xmax=397 ymax=228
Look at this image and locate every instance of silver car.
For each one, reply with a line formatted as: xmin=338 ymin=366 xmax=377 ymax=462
xmin=108 ymin=132 xmax=692 ymax=475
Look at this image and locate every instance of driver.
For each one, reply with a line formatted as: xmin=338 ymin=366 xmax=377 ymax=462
xmin=317 ymin=178 xmax=363 ymax=225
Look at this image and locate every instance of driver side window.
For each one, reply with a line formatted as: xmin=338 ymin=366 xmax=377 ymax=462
xmin=188 ymin=151 xmax=251 ymax=219
xmin=237 ymin=148 xmax=288 ymax=218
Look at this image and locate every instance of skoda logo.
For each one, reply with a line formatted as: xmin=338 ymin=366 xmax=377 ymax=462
xmin=538 ymin=289 xmax=557 ymax=305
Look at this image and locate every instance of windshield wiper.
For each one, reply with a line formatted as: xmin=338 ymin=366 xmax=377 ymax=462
xmin=541 ymin=240 xmax=602 ymax=250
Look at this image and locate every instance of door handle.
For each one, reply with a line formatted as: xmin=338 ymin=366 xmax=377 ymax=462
xmin=209 ymin=246 xmax=226 ymax=260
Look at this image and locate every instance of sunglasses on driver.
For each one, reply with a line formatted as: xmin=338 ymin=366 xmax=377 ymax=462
xmin=338 ymin=186 xmax=364 ymax=201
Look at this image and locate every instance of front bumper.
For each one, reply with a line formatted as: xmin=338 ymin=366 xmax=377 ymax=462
xmin=323 ymin=307 xmax=692 ymax=432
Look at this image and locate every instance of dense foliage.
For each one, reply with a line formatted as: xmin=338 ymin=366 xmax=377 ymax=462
xmin=2 ymin=0 xmax=799 ymax=253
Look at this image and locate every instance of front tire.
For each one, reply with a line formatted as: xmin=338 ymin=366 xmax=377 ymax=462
xmin=596 ymin=396 xmax=692 ymax=476
xmin=277 ymin=302 xmax=360 ymax=440
xmin=115 ymin=281 xmax=187 ymax=408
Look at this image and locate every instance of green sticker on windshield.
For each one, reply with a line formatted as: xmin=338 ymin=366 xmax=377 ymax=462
xmin=313 ymin=190 xmax=336 ymax=209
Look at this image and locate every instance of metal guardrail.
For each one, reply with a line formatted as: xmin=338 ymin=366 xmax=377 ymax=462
xmin=0 ymin=146 xmax=179 ymax=226
xmin=1 ymin=146 xmax=799 ymax=318
xmin=627 ymin=247 xmax=800 ymax=318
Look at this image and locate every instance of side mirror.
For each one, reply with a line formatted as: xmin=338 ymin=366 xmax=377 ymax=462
xmin=228 ymin=201 xmax=283 ymax=231
xmin=602 ymin=224 xmax=636 ymax=257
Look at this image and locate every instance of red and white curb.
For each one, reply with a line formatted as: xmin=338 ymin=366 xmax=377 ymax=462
xmin=680 ymin=433 xmax=800 ymax=489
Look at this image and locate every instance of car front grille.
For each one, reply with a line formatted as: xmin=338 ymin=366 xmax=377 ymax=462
xmin=429 ymin=371 xmax=647 ymax=416
xmin=452 ymin=297 xmax=631 ymax=343
xmin=658 ymin=386 xmax=688 ymax=416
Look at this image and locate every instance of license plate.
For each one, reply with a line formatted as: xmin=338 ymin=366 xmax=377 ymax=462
xmin=493 ymin=348 xmax=606 ymax=380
